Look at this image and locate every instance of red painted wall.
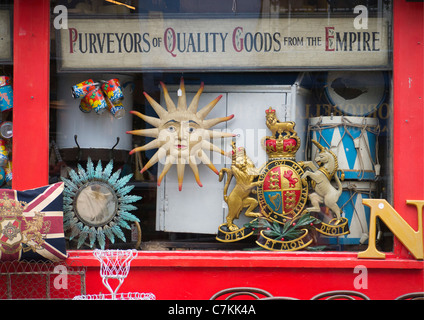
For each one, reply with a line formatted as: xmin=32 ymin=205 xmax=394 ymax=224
xmin=71 ymin=251 xmax=423 ymax=300
xmin=392 ymin=0 xmax=424 ymax=258
xmin=84 ymin=268 xmax=422 ymax=300
xmin=13 ymin=0 xmax=50 ymax=190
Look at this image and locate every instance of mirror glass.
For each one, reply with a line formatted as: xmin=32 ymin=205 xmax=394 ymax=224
xmin=74 ymin=182 xmax=118 ymax=227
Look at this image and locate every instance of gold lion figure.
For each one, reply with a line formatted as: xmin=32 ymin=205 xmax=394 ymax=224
xmin=265 ymin=107 xmax=296 ymax=137
xmin=22 ymin=212 xmax=50 ymax=252
xmin=219 ymin=142 xmax=262 ymax=231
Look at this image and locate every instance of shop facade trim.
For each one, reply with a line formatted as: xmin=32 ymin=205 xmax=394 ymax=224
xmin=68 ymin=250 xmax=424 ymax=269
xmin=7 ymin=0 xmax=424 ymax=299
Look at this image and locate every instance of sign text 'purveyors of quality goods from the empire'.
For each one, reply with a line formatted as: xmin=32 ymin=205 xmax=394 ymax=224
xmin=59 ymin=17 xmax=389 ymax=71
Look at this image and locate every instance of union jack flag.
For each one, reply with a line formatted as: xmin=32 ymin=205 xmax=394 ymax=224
xmin=0 ymin=182 xmax=67 ymax=262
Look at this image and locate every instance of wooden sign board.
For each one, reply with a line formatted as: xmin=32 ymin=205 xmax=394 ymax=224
xmin=58 ymin=17 xmax=390 ymax=72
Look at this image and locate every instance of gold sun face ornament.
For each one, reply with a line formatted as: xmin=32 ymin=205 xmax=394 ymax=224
xmin=127 ymin=78 xmax=235 ymax=191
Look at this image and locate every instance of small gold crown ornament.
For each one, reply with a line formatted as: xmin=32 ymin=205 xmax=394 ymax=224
xmin=0 ymin=193 xmax=28 ymax=216
xmin=264 ymin=107 xmax=300 ymax=159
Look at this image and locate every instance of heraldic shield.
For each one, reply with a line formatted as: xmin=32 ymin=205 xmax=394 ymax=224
xmin=258 ymin=159 xmax=308 ymax=224
xmin=0 ymin=216 xmax=23 ymax=254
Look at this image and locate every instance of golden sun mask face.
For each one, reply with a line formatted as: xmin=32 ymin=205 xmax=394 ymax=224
xmin=127 ymin=78 xmax=235 ymax=191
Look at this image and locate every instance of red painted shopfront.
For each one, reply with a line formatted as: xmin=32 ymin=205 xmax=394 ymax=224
xmin=7 ymin=0 xmax=424 ymax=300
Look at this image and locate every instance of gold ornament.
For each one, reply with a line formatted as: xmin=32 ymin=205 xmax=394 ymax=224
xmin=216 ymin=108 xmax=351 ymax=249
xmin=264 ymin=107 xmax=300 ymax=159
xmin=219 ymin=142 xmax=262 ymax=231
xmin=128 ymin=78 xmax=235 ymax=191
xmin=265 ymin=107 xmax=296 ymax=136
xmin=358 ymin=199 xmax=424 ymax=260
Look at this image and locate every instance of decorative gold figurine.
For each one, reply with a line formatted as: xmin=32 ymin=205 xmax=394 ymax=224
xmin=216 ymin=107 xmax=349 ymax=251
xmin=219 ymin=142 xmax=262 ymax=232
xmin=300 ymin=140 xmax=345 ymax=223
xmin=127 ymin=78 xmax=235 ymax=191
xmin=264 ymin=107 xmax=300 ymax=159
xmin=265 ymin=107 xmax=296 ymax=136
xmin=258 ymin=108 xmax=308 ymax=223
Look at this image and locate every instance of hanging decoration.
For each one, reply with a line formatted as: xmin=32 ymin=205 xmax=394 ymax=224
xmin=71 ymin=78 xmax=125 ymax=119
xmin=127 ymin=78 xmax=235 ymax=191
xmin=0 ymin=75 xmax=13 ymax=112
xmin=62 ymin=157 xmax=141 ymax=249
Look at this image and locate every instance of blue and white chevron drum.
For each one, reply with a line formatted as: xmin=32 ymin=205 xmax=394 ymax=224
xmin=309 ymin=116 xmax=380 ymax=181
xmin=335 ymin=181 xmax=376 ymax=245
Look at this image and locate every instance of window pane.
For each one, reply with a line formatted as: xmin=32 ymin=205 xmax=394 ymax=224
xmin=49 ymin=0 xmax=393 ymax=252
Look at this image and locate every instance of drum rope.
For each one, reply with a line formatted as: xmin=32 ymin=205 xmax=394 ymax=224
xmin=339 ymin=183 xmax=373 ymax=235
xmin=307 ymin=116 xmax=380 ymax=180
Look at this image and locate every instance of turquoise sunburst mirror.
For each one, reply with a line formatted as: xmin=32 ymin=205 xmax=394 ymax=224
xmin=62 ymin=157 xmax=141 ymax=249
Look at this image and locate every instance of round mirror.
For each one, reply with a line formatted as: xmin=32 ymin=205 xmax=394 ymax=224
xmin=74 ymin=181 xmax=118 ymax=227
xmin=62 ymin=157 xmax=142 ymax=249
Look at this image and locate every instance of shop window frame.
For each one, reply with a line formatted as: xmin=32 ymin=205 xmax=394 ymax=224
xmin=10 ymin=0 xmax=424 ymax=268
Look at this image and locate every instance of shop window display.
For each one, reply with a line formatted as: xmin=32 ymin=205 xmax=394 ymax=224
xmin=49 ymin=0 xmax=393 ymax=253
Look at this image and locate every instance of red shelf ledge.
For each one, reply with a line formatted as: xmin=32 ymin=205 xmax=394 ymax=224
xmin=67 ymin=250 xmax=424 ymax=269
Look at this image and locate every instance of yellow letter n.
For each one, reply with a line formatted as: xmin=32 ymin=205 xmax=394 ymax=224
xmin=358 ymin=200 xmax=424 ymax=260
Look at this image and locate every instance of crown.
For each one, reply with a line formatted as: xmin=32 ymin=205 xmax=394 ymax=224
xmin=264 ymin=107 xmax=300 ymax=159
xmin=265 ymin=134 xmax=301 ymax=159
xmin=0 ymin=193 xmax=28 ymax=216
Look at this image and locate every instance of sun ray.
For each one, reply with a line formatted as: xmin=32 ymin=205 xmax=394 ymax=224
xmin=140 ymin=147 xmax=167 ymax=174
xmin=197 ymin=149 xmax=219 ymax=175
xmin=157 ymin=156 xmax=174 ymax=186
xmin=177 ymin=77 xmax=187 ymax=111
xmin=130 ymin=110 xmax=161 ymax=128
xmin=126 ymin=128 xmax=159 ymax=137
xmin=203 ymin=114 xmax=235 ymax=129
xmin=205 ymin=129 xmax=237 ymax=140
xmin=143 ymin=91 xmax=168 ymax=118
xmin=201 ymin=140 xmax=226 ymax=155
xmin=160 ymin=81 xmax=177 ymax=113
xmin=196 ymin=95 xmax=223 ymax=120
xmin=187 ymin=82 xmax=204 ymax=113
xmin=129 ymin=138 xmax=162 ymax=154
xmin=177 ymin=161 xmax=186 ymax=191
xmin=188 ymin=156 xmax=202 ymax=187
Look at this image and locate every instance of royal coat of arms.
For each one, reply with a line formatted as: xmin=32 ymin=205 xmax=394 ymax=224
xmin=216 ymin=107 xmax=349 ymax=251
xmin=0 ymin=183 xmax=67 ymax=261
xmin=0 ymin=193 xmax=52 ymax=258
